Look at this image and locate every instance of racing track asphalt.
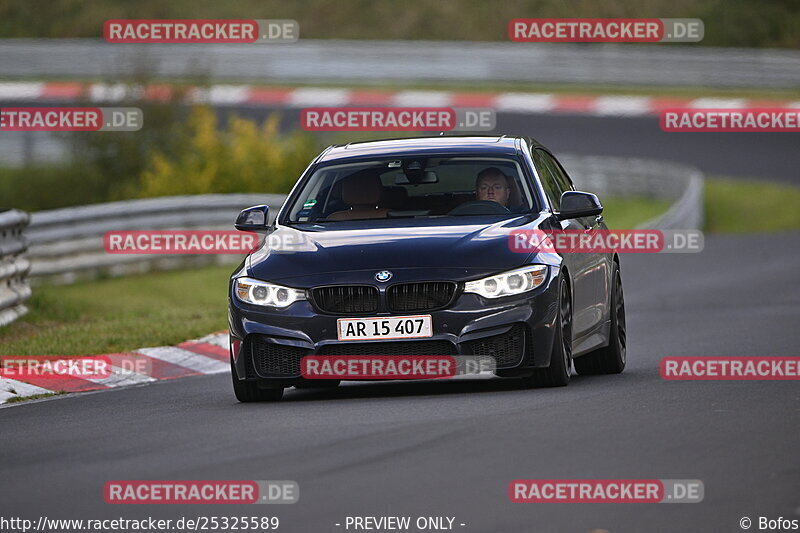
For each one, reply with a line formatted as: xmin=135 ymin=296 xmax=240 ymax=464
xmin=0 ymin=109 xmax=798 ymax=532
xmin=1 ymin=232 xmax=798 ymax=532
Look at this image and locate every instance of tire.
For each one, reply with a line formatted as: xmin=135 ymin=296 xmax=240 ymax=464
xmin=524 ymin=276 xmax=572 ymax=388
xmin=574 ymin=264 xmax=626 ymax=375
xmin=231 ymin=357 xmax=284 ymax=402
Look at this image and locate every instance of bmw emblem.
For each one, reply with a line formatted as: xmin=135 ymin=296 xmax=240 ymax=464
xmin=375 ymin=270 xmax=393 ymax=282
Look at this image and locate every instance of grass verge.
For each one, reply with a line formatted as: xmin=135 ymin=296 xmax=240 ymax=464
xmin=4 ymin=392 xmax=66 ymax=404
xmin=705 ymin=177 xmax=800 ymax=233
xmin=601 ymin=197 xmax=672 ymax=229
xmin=0 ymin=265 xmax=234 ymax=356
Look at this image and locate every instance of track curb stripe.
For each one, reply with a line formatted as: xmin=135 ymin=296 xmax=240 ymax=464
xmin=0 ymin=377 xmax=52 ymax=403
xmin=135 ymin=346 xmax=228 ymax=375
xmin=0 ymin=82 xmax=795 ymax=117
xmin=106 ymin=352 xmax=200 ymax=381
xmin=2 ymin=374 xmax=108 ymax=395
xmin=177 ymin=341 xmax=229 ymax=362
xmin=0 ymin=333 xmax=230 ymax=405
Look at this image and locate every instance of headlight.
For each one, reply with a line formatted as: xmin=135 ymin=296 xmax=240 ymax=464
xmin=234 ymin=277 xmax=306 ymax=308
xmin=464 ymin=265 xmax=548 ymax=299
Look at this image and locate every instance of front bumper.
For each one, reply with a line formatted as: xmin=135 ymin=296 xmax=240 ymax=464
xmin=229 ymin=269 xmax=561 ymax=383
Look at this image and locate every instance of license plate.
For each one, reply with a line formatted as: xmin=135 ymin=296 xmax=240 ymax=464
xmin=337 ymin=315 xmax=433 ymax=341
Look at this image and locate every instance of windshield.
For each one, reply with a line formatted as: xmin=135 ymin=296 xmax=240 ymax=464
xmin=285 ymin=155 xmax=536 ymax=223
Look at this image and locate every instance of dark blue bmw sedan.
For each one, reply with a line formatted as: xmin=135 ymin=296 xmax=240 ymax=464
xmin=228 ymin=136 xmax=626 ymax=401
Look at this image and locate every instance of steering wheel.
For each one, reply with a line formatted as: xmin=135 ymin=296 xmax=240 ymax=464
xmin=448 ymin=200 xmax=511 ymax=216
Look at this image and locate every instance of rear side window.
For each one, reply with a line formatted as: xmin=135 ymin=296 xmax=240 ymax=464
xmin=533 ymin=149 xmax=562 ymax=209
xmin=540 ymin=151 xmax=574 ymax=195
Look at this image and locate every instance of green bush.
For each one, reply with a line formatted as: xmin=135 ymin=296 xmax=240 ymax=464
xmin=133 ymin=107 xmax=318 ymax=197
xmin=0 ymin=165 xmax=108 ymax=211
xmin=0 ymin=106 xmax=319 ymax=211
xmin=66 ymin=97 xmax=187 ymax=196
xmin=1 ymin=83 xmax=192 ymax=211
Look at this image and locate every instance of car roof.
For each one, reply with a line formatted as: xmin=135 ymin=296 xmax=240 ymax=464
xmin=318 ymin=135 xmax=535 ymax=163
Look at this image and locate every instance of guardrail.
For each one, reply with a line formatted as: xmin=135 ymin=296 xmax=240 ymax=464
xmin=559 ymin=155 xmax=704 ymax=229
xmin=26 ymin=194 xmax=286 ymax=285
xmin=0 ymin=209 xmax=32 ymax=327
xmin=1 ymin=39 xmax=798 ymax=89
xmin=22 ymin=154 xmax=704 ymax=285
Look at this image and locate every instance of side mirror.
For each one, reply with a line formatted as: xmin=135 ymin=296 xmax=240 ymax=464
xmin=235 ymin=205 xmax=270 ymax=232
xmin=555 ymin=191 xmax=603 ymax=220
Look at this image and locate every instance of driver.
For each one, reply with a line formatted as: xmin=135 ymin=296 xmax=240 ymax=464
xmin=475 ymin=167 xmax=511 ymax=207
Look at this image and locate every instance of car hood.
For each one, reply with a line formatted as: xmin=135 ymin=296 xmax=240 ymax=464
xmin=247 ymin=216 xmax=538 ymax=285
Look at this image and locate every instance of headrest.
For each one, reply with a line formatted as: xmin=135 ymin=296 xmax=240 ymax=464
xmin=341 ymin=170 xmax=382 ymax=206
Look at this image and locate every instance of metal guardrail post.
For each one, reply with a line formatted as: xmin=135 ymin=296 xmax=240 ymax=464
xmin=0 ymin=208 xmax=32 ymax=327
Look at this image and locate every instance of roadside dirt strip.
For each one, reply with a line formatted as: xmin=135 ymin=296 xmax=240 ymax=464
xmin=0 ymin=332 xmax=229 ymax=405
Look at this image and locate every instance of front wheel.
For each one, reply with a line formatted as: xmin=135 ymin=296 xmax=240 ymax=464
xmin=574 ymin=264 xmax=626 ymax=375
xmin=231 ymin=357 xmax=284 ymax=402
xmin=523 ymin=276 xmax=572 ymax=388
